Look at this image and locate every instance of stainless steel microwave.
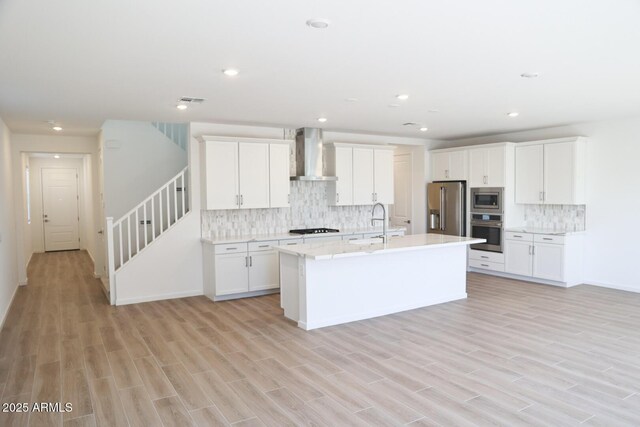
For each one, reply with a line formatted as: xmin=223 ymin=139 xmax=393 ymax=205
xmin=470 ymin=187 xmax=503 ymax=213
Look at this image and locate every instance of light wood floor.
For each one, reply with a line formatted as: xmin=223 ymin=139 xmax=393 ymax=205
xmin=2 ymin=251 xmax=640 ymax=426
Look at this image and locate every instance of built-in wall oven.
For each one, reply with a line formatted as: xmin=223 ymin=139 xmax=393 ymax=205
xmin=471 ymin=187 xmax=503 ymax=213
xmin=470 ymin=213 xmax=503 ymax=252
xmin=470 ymin=187 xmax=504 ymax=252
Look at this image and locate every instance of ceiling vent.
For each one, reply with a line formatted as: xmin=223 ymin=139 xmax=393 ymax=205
xmin=178 ymin=97 xmax=206 ymax=104
xmin=403 ymin=122 xmax=417 ymax=126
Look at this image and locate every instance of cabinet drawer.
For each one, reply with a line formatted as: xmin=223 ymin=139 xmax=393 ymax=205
xmin=469 ymin=259 xmax=505 ymax=272
xmin=279 ymin=238 xmax=304 ymax=246
xmin=214 ymin=243 xmax=248 ymax=254
xmin=248 ymin=240 xmax=279 ymax=252
xmin=534 ymin=234 xmax=565 ymax=245
xmin=304 ymin=235 xmax=342 ymax=243
xmin=469 ymin=249 xmax=504 ymax=264
xmin=504 ymin=231 xmax=533 ymax=242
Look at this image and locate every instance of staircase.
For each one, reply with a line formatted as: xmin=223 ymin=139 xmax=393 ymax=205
xmin=151 ymin=122 xmax=189 ymax=151
xmin=105 ymin=166 xmax=189 ymax=304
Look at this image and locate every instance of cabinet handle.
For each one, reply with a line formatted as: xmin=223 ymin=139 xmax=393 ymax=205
xmin=513 ymin=235 xmax=523 ymax=238
xmin=249 ymin=256 xmax=252 ymax=267
xmin=372 ymin=193 xmax=375 ymax=202
xmin=259 ymin=244 xmax=269 ymax=248
xmin=235 ymin=195 xmax=239 ymax=206
xmin=245 ymin=256 xmax=249 ymax=267
xmin=286 ymin=242 xmax=297 ymax=245
xmin=240 ymin=195 xmax=244 ymax=206
xmin=481 ymin=255 xmax=489 ymax=259
xmin=226 ymin=247 xmax=237 ymax=250
xmin=481 ymin=264 xmax=489 ymax=267
xmin=374 ymin=193 xmax=378 ymax=202
xmin=542 ymin=191 xmax=545 ymax=201
xmin=336 ymin=193 xmax=339 ymax=203
xmin=529 ymin=245 xmax=532 ymax=255
xmin=539 ymin=191 xmax=543 ymax=201
xmin=445 ymin=169 xmax=449 ymax=179
xmin=543 ymin=237 xmax=553 ymax=241
xmin=287 ymin=194 xmax=290 ymax=203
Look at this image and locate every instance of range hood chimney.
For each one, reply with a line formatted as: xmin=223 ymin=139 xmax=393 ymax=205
xmin=290 ymin=127 xmax=337 ymax=181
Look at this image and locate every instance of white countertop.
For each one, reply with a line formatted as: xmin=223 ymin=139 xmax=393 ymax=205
xmin=201 ymin=227 xmax=406 ymax=245
xmin=273 ymin=233 xmax=485 ymax=260
xmin=504 ymin=227 xmax=585 ymax=236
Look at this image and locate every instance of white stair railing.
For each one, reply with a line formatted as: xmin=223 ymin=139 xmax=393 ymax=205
xmin=151 ymin=122 xmax=188 ymax=150
xmin=107 ymin=167 xmax=189 ymax=274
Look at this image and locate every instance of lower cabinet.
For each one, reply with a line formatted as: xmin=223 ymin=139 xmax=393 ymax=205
xmin=204 ymin=241 xmax=280 ymax=300
xmin=501 ymin=232 xmax=581 ymax=286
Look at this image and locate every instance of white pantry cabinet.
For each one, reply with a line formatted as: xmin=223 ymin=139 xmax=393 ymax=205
xmin=515 ymin=137 xmax=587 ymax=205
xmin=326 ymin=143 xmax=396 ymax=206
xmin=469 ymin=146 xmax=506 ymax=187
xmin=199 ymin=136 xmax=290 ymax=210
xmin=432 ymin=150 xmax=467 ymax=181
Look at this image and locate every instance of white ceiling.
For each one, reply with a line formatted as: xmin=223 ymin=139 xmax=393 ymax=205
xmin=1 ymin=0 xmax=640 ymax=140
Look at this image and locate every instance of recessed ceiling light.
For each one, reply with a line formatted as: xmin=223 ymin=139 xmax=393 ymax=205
xmin=507 ymin=112 xmax=519 ymax=117
xmin=176 ymin=104 xmax=188 ymax=110
xmin=54 ymin=154 xmax=61 ymax=159
xmin=520 ymin=72 xmax=539 ymax=78
xmin=396 ymin=94 xmax=409 ymax=100
xmin=420 ymin=127 xmax=428 ymax=132
xmin=317 ymin=117 xmax=328 ymax=123
xmin=306 ymin=19 xmax=330 ymax=29
xmin=388 ymin=103 xmax=400 ymax=108
xmin=52 ymin=126 xmax=63 ymax=131
xmin=222 ymin=69 xmax=239 ymax=77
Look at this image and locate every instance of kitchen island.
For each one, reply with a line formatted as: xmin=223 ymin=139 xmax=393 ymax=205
xmin=274 ymin=234 xmax=485 ymax=330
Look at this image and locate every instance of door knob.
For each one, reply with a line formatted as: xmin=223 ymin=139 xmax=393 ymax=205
xmin=404 ymin=220 xmax=411 ymax=224
xmin=44 ymin=219 xmax=49 ymax=223
xmin=98 ymin=230 xmax=104 ymax=235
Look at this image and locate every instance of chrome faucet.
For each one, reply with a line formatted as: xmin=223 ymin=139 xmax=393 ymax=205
xmin=371 ymin=203 xmax=388 ymax=244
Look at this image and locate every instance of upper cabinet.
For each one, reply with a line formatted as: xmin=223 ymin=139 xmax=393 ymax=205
xmin=515 ymin=137 xmax=586 ymax=205
xmin=326 ymin=143 xmax=395 ymax=206
xmin=199 ymin=136 xmax=290 ymax=210
xmin=432 ymin=150 xmax=467 ymax=181
xmin=469 ymin=146 xmax=506 ymax=187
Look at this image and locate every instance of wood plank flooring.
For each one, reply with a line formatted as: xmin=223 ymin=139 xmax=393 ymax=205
xmin=1 ymin=250 xmax=640 ymax=426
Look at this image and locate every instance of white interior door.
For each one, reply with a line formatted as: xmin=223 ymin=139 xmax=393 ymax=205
xmin=42 ymin=168 xmax=80 ymax=251
xmin=391 ymin=153 xmax=412 ymax=233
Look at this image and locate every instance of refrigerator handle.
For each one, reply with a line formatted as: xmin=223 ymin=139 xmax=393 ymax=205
xmin=440 ymin=187 xmax=446 ymax=231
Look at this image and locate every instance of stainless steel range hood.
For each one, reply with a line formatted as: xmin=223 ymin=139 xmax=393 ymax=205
xmin=290 ymin=127 xmax=337 ymax=181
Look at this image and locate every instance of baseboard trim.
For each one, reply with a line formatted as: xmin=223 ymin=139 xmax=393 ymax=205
xmin=584 ymin=281 xmax=640 ymax=294
xmin=467 ymin=268 xmax=577 ymax=288
xmin=0 ymin=283 xmax=21 ymax=330
xmin=116 ymin=290 xmax=203 ymax=306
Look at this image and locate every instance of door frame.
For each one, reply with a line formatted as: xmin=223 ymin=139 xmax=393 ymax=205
xmin=41 ymin=167 xmax=81 ymax=252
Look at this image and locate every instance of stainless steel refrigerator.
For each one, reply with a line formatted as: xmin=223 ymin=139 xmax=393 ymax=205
xmin=427 ymin=181 xmax=466 ymax=236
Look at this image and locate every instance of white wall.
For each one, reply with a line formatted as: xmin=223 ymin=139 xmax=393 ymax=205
xmin=101 ymin=120 xmax=188 ymax=219
xmin=11 ymin=133 xmax=100 ymax=280
xmin=0 ymin=117 xmax=19 ymax=326
xmin=443 ymin=116 xmax=640 ymax=292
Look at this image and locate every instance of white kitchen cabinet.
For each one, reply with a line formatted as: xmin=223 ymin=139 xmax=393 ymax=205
xmin=515 ymin=144 xmax=544 ymax=204
xmin=203 ymin=240 xmax=280 ymax=301
xmin=269 ymin=143 xmax=290 ymax=208
xmin=432 ymin=150 xmax=467 ymax=181
xmin=199 ymin=136 xmax=290 ymax=210
xmin=515 ymin=138 xmax=586 ymax=205
xmin=469 ymin=146 xmax=505 ymax=187
xmin=532 ymin=242 xmax=565 ymax=282
xmin=248 ymin=250 xmax=280 ymax=291
xmin=504 ymin=240 xmax=533 ymax=276
xmin=327 ymin=143 xmax=395 ymax=206
xmin=238 ymin=142 xmax=270 ymax=209
xmin=353 ymin=148 xmax=375 ymax=204
xmin=327 ymin=145 xmax=353 ymax=206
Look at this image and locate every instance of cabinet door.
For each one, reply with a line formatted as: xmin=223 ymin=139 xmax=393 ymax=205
xmin=352 ymin=148 xmax=375 ymax=205
xmin=214 ymin=253 xmax=249 ymax=295
xmin=504 ymin=240 xmax=533 ymax=276
xmin=248 ymin=251 xmax=280 ymax=291
xmin=515 ymin=144 xmax=544 ymax=204
xmin=486 ymin=146 xmax=505 ymax=187
xmin=448 ymin=151 xmax=467 ymax=180
xmin=533 ymin=243 xmax=565 ymax=282
xmin=544 ymin=142 xmax=574 ymax=204
xmin=269 ymin=143 xmax=290 ymax=208
xmin=468 ymin=148 xmax=487 ymax=187
xmin=374 ymin=149 xmax=394 ymax=204
xmin=238 ymin=143 xmax=270 ymax=209
xmin=432 ymin=152 xmax=449 ymax=181
xmin=203 ymin=141 xmax=239 ymax=209
xmin=334 ymin=146 xmax=353 ymax=205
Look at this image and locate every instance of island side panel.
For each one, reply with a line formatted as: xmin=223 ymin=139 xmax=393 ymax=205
xmin=300 ymin=244 xmax=468 ymax=330
xmin=279 ymin=252 xmax=301 ymax=321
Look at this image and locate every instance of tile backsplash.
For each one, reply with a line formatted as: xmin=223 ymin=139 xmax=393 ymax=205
xmin=524 ymin=204 xmax=586 ymax=231
xmin=202 ymin=181 xmax=380 ymax=238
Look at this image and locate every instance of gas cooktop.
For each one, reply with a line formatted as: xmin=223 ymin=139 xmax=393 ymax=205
xmin=289 ymin=228 xmax=340 ymax=235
